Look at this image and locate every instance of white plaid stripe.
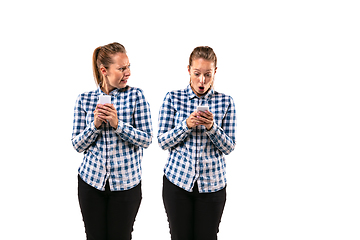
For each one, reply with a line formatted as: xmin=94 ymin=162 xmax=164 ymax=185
xmin=157 ymin=85 xmax=237 ymax=193
xmin=72 ymin=86 xmax=153 ymax=191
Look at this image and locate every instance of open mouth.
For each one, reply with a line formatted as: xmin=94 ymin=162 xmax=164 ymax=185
xmin=199 ymin=86 xmax=205 ymax=91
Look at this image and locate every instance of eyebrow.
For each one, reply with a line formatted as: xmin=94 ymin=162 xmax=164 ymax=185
xmin=118 ymin=63 xmax=130 ymax=68
xmin=193 ymin=68 xmax=213 ymax=72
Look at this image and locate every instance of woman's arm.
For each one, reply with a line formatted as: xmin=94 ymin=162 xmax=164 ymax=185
xmin=206 ymin=96 xmax=237 ymax=155
xmin=157 ymin=92 xmax=192 ymax=150
xmin=71 ymin=95 xmax=101 ymax=153
xmin=114 ymin=89 xmax=153 ymax=148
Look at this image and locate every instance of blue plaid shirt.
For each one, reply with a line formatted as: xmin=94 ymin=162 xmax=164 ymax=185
xmin=72 ymin=86 xmax=153 ymax=191
xmin=158 ymin=85 xmax=237 ymax=193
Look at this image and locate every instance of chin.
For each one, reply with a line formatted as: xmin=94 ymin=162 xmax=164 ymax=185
xmin=119 ymin=81 xmax=127 ymax=88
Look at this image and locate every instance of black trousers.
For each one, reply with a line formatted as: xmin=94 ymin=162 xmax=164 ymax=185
xmin=162 ymin=176 xmax=226 ymax=240
xmin=78 ymin=175 xmax=142 ymax=240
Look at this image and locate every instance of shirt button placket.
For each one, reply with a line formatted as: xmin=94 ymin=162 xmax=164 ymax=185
xmin=194 ymin=98 xmax=201 ymax=188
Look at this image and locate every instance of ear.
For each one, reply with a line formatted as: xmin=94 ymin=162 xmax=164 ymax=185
xmin=100 ymin=65 xmax=107 ymax=76
xmin=187 ymin=65 xmax=191 ymax=75
xmin=214 ymin=67 xmax=218 ymax=74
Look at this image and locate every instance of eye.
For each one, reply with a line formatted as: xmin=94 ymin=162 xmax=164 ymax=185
xmin=206 ymin=73 xmax=212 ymax=77
xmin=118 ymin=64 xmax=130 ymax=72
xmin=194 ymin=72 xmax=200 ymax=77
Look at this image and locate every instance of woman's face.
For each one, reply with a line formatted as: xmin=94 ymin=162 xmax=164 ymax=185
xmin=188 ymin=58 xmax=217 ymax=97
xmin=101 ymin=52 xmax=131 ymax=93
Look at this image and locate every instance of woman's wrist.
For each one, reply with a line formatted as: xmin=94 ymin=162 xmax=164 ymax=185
xmin=206 ymin=122 xmax=214 ymax=131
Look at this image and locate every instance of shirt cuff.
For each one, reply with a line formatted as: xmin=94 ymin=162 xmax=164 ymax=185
xmin=206 ymin=122 xmax=218 ymax=135
xmin=91 ymin=121 xmax=102 ymax=133
xmin=115 ymin=120 xmax=124 ymax=134
xmin=182 ymin=119 xmax=192 ymax=132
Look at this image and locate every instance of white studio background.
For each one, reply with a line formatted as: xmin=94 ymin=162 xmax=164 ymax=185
xmin=1 ymin=0 xmax=359 ymax=239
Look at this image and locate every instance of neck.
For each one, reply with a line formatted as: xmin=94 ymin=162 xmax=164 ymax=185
xmin=101 ymin=83 xmax=115 ymax=95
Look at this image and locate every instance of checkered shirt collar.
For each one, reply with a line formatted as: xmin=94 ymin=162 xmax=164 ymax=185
xmin=96 ymin=86 xmax=130 ymax=96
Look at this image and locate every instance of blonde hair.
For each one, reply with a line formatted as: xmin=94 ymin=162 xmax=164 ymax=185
xmin=92 ymin=42 xmax=126 ymax=86
xmin=189 ymin=46 xmax=217 ymax=68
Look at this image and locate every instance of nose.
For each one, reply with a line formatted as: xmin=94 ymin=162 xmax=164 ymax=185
xmin=124 ymin=67 xmax=131 ymax=76
xmin=199 ymin=75 xmax=205 ymax=84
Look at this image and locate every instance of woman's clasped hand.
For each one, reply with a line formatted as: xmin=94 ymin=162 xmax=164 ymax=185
xmin=186 ymin=110 xmax=214 ymax=130
xmin=94 ymin=103 xmax=119 ymax=129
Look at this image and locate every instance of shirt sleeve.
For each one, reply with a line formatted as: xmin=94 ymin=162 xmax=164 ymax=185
xmin=206 ymin=96 xmax=237 ymax=155
xmin=157 ymin=92 xmax=192 ymax=150
xmin=114 ymin=89 xmax=153 ymax=148
xmin=71 ymin=94 xmax=101 ymax=153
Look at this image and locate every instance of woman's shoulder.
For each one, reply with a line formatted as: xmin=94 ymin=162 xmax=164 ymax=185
xmin=77 ymin=89 xmax=99 ymax=100
xmin=124 ymin=86 xmax=147 ymax=97
xmin=161 ymin=88 xmax=188 ymax=105
xmin=126 ymin=86 xmax=143 ymax=93
xmin=73 ymin=89 xmax=99 ymax=109
xmin=212 ymin=90 xmax=234 ymax=102
xmin=165 ymin=87 xmax=188 ymax=98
